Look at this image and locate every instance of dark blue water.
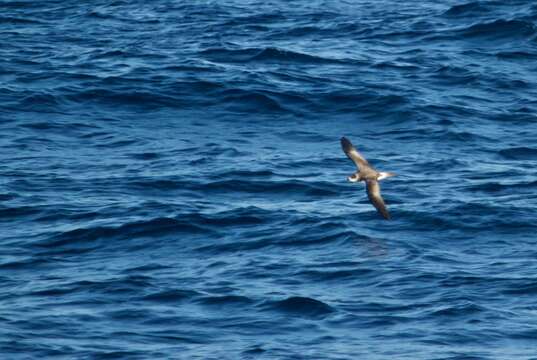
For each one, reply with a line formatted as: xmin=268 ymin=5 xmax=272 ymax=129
xmin=2 ymin=1 xmax=537 ymax=358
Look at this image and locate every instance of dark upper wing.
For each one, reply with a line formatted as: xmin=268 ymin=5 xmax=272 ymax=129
xmin=341 ymin=137 xmax=370 ymax=170
xmin=366 ymin=180 xmax=391 ymax=220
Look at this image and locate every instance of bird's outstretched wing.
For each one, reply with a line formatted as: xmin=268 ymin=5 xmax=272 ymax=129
xmin=341 ymin=137 xmax=370 ymax=170
xmin=366 ymin=180 xmax=390 ymax=220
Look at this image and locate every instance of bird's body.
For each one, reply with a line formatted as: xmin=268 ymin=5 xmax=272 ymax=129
xmin=341 ymin=137 xmax=395 ymax=220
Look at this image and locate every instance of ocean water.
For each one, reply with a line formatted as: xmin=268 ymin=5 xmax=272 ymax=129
xmin=2 ymin=0 xmax=537 ymax=358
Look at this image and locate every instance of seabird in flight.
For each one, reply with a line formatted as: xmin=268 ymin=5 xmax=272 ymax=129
xmin=341 ymin=137 xmax=395 ymax=220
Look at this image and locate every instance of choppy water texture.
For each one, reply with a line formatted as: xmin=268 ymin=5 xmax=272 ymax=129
xmin=2 ymin=1 xmax=537 ymax=359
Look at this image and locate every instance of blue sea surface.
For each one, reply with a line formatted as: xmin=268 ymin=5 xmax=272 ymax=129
xmin=2 ymin=1 xmax=537 ymax=358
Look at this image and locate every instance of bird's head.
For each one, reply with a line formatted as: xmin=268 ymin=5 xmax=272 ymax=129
xmin=347 ymin=173 xmax=361 ymax=182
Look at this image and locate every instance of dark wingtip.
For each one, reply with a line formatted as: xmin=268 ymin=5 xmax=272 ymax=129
xmin=340 ymin=136 xmax=352 ymax=152
xmin=377 ymin=212 xmax=391 ymax=220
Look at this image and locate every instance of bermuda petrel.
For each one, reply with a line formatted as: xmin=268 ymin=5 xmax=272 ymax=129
xmin=341 ymin=137 xmax=395 ymax=220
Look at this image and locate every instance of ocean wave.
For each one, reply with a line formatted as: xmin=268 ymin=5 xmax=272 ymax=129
xmin=496 ymin=50 xmax=537 ymax=60
xmin=129 ymin=176 xmax=343 ymax=196
xmin=502 ymin=281 xmax=537 ymax=295
xmin=142 ymin=289 xmax=200 ymax=303
xmin=64 ymin=89 xmax=185 ymax=109
xmin=127 ymin=152 xmax=161 ymax=161
xmin=19 ymin=93 xmax=64 ymax=111
xmin=260 ymin=296 xmax=335 ymax=318
xmin=196 ymin=295 xmax=254 ymax=306
xmin=499 ymin=147 xmax=537 ymax=160
xmin=432 ymin=65 xmax=479 ymax=85
xmin=430 ymin=302 xmax=485 ymax=317
xmin=460 ymin=19 xmax=536 ymax=39
xmin=465 ymin=180 xmax=537 ymax=193
xmin=296 ymin=267 xmax=374 ymax=281
xmin=200 ymin=46 xmax=347 ymax=64
xmin=129 ymin=177 xmax=338 ymax=196
xmin=0 ymin=16 xmax=44 ymax=24
xmin=443 ymin=2 xmax=496 ymax=17
xmin=221 ymin=89 xmax=287 ymax=113
xmin=195 ymin=223 xmax=367 ymax=254
xmin=35 ymin=217 xmax=213 ymax=249
xmin=0 ymin=193 xmax=17 ymax=202
xmin=0 ymin=205 xmax=41 ymax=219
xmin=0 ymin=256 xmax=53 ymax=270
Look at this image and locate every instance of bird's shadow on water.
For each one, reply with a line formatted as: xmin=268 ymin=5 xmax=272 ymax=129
xmin=329 ymin=213 xmax=393 ymax=259
xmin=355 ymin=234 xmax=390 ymax=258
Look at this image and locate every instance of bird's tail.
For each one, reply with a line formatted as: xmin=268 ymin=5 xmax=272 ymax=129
xmin=378 ymin=172 xmax=395 ymax=180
